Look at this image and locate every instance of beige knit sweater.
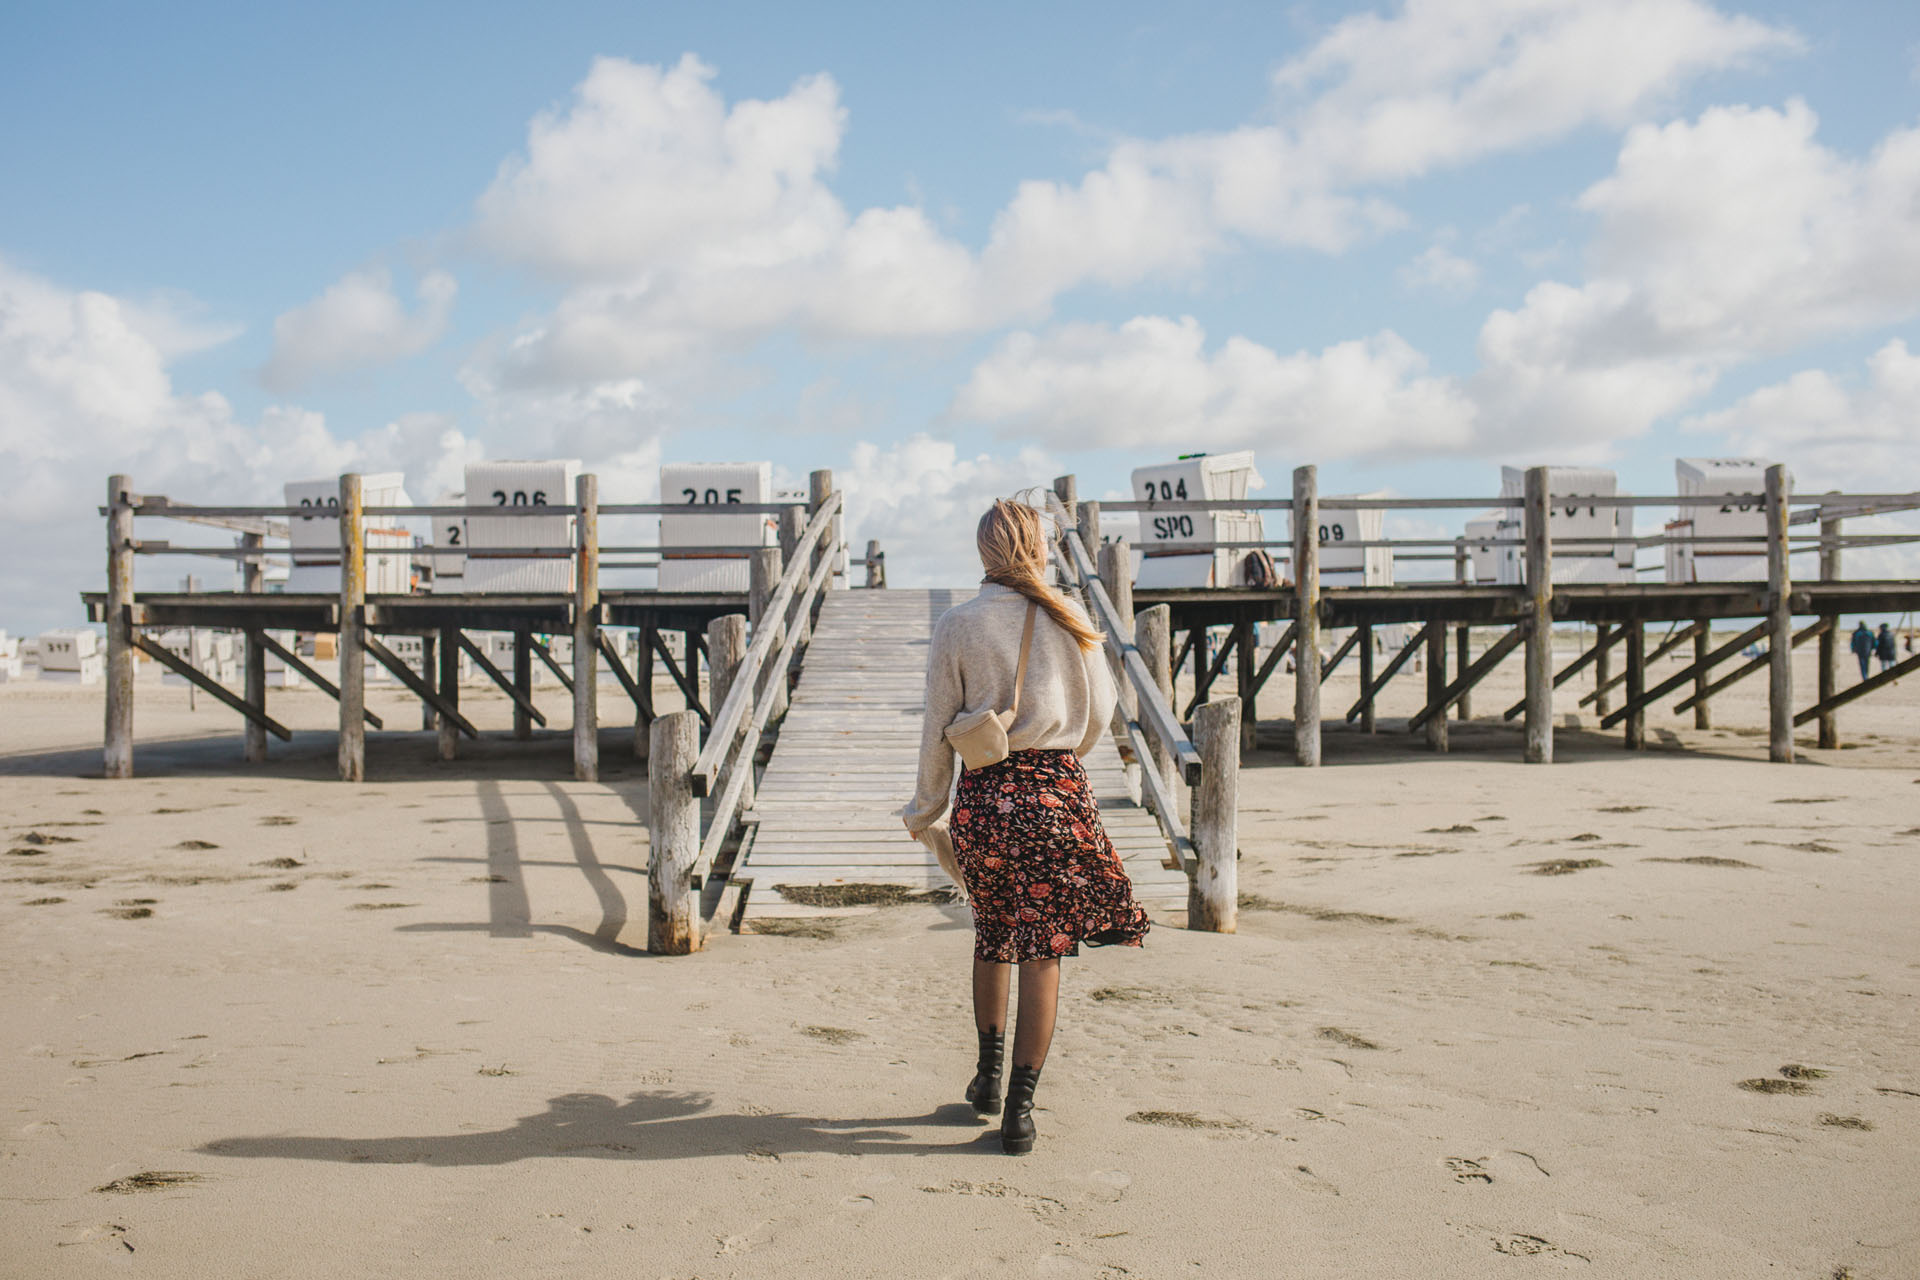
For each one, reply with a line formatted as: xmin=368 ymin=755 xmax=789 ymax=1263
xmin=903 ymin=582 xmax=1117 ymax=832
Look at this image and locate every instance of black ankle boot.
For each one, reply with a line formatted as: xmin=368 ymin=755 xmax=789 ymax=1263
xmin=1001 ymin=1064 xmax=1042 ymax=1154
xmin=965 ymin=1031 xmax=1004 ymax=1115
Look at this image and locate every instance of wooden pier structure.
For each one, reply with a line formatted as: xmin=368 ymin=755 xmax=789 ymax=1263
xmin=1058 ymin=467 xmax=1920 ymax=768
xmin=79 ymin=462 xmax=1920 ymax=954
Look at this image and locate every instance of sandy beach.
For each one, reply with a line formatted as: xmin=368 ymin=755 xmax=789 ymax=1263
xmin=2 ymin=649 xmax=1916 ymax=1279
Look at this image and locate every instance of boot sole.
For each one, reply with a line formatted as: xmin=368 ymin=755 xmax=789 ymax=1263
xmin=1001 ymin=1134 xmax=1034 ymax=1155
xmin=970 ymin=1099 xmax=1003 ymax=1116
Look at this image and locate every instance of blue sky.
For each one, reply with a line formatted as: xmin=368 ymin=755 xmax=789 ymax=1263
xmin=3 ymin=0 xmax=1919 ymax=632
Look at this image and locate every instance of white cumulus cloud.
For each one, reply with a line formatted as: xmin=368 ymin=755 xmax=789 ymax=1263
xmin=262 ymin=267 xmax=458 ymax=392
xmin=951 ymin=316 xmax=1477 ymax=458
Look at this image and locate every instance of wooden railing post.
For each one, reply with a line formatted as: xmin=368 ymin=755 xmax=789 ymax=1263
xmin=419 ymin=635 xmax=437 ymax=733
xmin=809 ymin=469 xmax=840 ymax=592
xmin=1523 ymin=466 xmax=1554 ymax=764
xmin=706 ymin=613 xmax=750 ymax=814
xmin=1766 ymin=464 xmax=1793 ymax=763
xmin=1052 ymin=475 xmax=1077 ymax=531
xmin=1098 ymin=539 xmax=1138 ymax=792
xmin=864 ymin=539 xmax=885 ymax=588
xmin=1594 ymin=623 xmax=1613 ymax=717
xmin=1817 ymin=496 xmax=1841 ymax=749
xmin=1136 ymin=603 xmax=1176 ymax=815
xmin=648 ymin=709 xmax=702 ymax=954
xmin=750 ymin=546 xmax=787 ymax=720
xmin=240 ymin=532 xmax=267 ymax=762
xmin=337 ymin=473 xmax=367 ymax=782
xmin=104 ymin=474 xmax=136 ymax=779
xmin=573 ymin=473 xmax=600 ymax=783
xmin=438 ymin=625 xmax=461 ymax=761
xmin=1692 ymin=622 xmax=1711 ymax=730
xmin=1188 ymin=696 xmax=1239 ymax=933
xmin=1454 ymin=537 xmax=1472 ymax=720
xmin=1292 ymin=465 xmax=1321 ymax=767
xmin=1077 ymin=499 xmax=1101 ymax=565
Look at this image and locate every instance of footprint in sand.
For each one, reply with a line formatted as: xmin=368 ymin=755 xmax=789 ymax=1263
xmin=1491 ymin=1233 xmax=1588 ymax=1261
xmin=1445 ymin=1157 xmax=1492 ymax=1184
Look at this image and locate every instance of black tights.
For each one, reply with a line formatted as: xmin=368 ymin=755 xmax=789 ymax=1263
xmin=973 ymin=956 xmax=1059 ymax=1070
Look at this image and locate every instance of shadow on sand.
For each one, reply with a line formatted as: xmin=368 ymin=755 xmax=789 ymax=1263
xmin=199 ymin=1090 xmax=998 ymax=1164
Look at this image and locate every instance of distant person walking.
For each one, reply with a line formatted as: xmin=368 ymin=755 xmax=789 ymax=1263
xmin=1876 ymin=623 xmax=1898 ymax=673
xmin=903 ymin=497 xmax=1149 ymax=1156
xmin=1850 ymin=621 xmax=1874 ymax=681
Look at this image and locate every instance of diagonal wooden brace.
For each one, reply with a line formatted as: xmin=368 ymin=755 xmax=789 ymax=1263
xmin=133 ymin=633 xmax=291 ymax=741
xmin=364 ymin=634 xmax=478 ymax=738
xmin=1319 ymin=627 xmax=1362 ymax=683
xmin=526 ymin=635 xmax=574 ymax=694
xmin=456 ymin=632 xmax=547 ymax=727
xmin=1602 ymin=619 xmax=1771 ymax=727
xmin=1345 ymin=621 xmax=1432 ymax=723
xmin=1506 ymin=622 xmax=1613 ymax=721
xmin=1579 ymin=620 xmax=1704 ymax=707
xmin=251 ymin=629 xmax=383 ymax=729
xmin=1409 ymin=623 xmax=1527 ymax=732
xmin=597 ymin=632 xmax=652 ymax=717
xmin=1793 ymin=648 xmax=1920 ymax=725
xmin=1667 ymin=619 xmax=1828 ymax=718
xmin=649 ymin=629 xmax=709 ymax=726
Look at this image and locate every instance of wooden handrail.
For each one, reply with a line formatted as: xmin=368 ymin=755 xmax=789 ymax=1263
xmin=1045 ymin=493 xmax=1202 ymax=785
xmin=689 ymin=491 xmax=841 ymax=797
xmin=692 ymin=544 xmax=837 ymax=881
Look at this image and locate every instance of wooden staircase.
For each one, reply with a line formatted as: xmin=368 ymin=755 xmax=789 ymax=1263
xmin=732 ymin=589 xmax=1190 ymax=928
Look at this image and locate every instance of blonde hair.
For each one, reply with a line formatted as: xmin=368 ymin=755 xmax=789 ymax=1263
xmin=976 ymin=497 xmax=1104 ymax=653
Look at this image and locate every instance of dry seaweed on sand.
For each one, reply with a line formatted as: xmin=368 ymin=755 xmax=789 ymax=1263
xmin=772 ymin=883 xmax=957 ymax=908
xmin=799 ymin=1025 xmax=864 ymax=1044
xmin=346 ymin=902 xmax=416 ymax=911
xmin=254 ymin=857 xmax=303 ymax=870
xmin=1779 ymin=1064 xmax=1830 ymax=1079
xmin=23 ymin=896 xmax=65 ymax=906
xmin=104 ymin=907 xmax=153 ymax=920
xmin=1126 ymin=1111 xmax=1246 ymax=1130
xmin=1818 ymin=1113 xmax=1872 ymax=1130
xmin=1645 ymin=856 xmax=1759 ymax=868
xmin=17 ymin=832 xmax=79 ymax=846
xmin=1738 ymin=1078 xmax=1811 ymax=1095
xmin=96 ymin=1170 xmax=202 ymax=1194
xmin=174 ymin=840 xmax=219 ymax=851
xmin=1236 ymin=894 xmax=1398 ymax=924
xmin=1526 ymin=859 xmax=1607 ymax=876
xmin=1318 ymin=1027 xmax=1382 ymax=1050
xmin=748 ymin=918 xmax=840 ymax=940
xmin=1089 ymin=986 xmax=1170 ymax=1004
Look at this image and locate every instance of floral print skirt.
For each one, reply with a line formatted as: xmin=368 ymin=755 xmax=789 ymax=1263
xmin=950 ymin=749 xmax=1151 ymax=963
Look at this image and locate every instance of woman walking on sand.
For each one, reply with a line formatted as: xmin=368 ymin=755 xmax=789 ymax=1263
xmin=901 ymin=497 xmax=1150 ymax=1155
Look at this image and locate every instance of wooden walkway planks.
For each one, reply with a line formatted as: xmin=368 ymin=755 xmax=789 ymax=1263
xmin=736 ymin=589 xmax=1188 ymax=924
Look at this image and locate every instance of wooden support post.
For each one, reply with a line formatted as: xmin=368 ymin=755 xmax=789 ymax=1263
xmin=750 ymin=546 xmax=786 ymax=721
xmin=242 ymin=531 xmax=267 ymax=763
xmin=1523 ymin=466 xmax=1553 ymax=764
xmin=419 ymin=634 xmax=437 ymax=732
xmin=1594 ymin=623 xmax=1613 ymax=717
xmin=1191 ymin=627 xmax=1210 ymax=708
xmin=1357 ymin=624 xmax=1375 ymax=733
xmin=635 ymin=624 xmax=657 ymax=759
xmin=1292 ymin=464 xmax=1321 ymax=767
xmin=1425 ymin=618 xmax=1448 ymax=752
xmin=438 ymin=626 xmax=460 ymax=761
xmin=1188 ymin=696 xmax=1239 ymax=933
xmin=510 ymin=631 xmax=532 ymax=740
xmin=1817 ymin=498 xmax=1841 ymax=748
xmin=1136 ymin=605 xmax=1176 ymax=814
xmin=1455 ymin=627 xmax=1472 ymax=720
xmin=706 ymin=612 xmax=750 ymax=815
xmin=864 ymin=538 xmax=885 ymax=589
xmin=1692 ymin=622 xmax=1712 ymax=731
xmin=104 ymin=474 xmax=137 ymax=779
xmin=1624 ymin=623 xmax=1646 ymax=750
xmin=1453 ymin=538 xmax=1471 ymax=720
xmin=573 ymin=473 xmax=600 ymax=783
xmin=647 ymin=709 xmax=702 ymax=954
xmin=1766 ymin=463 xmax=1793 ymax=764
xmin=1236 ymin=621 xmax=1257 ymax=753
xmin=337 ymin=473 xmax=367 ymax=782
xmin=809 ymin=468 xmax=840 ymax=593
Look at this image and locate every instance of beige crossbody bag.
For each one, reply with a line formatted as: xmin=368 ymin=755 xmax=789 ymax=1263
xmin=942 ymin=600 xmax=1038 ymax=770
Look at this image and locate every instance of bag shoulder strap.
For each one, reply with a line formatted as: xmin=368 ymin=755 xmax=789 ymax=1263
xmin=1008 ymin=601 xmax=1038 ymax=717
